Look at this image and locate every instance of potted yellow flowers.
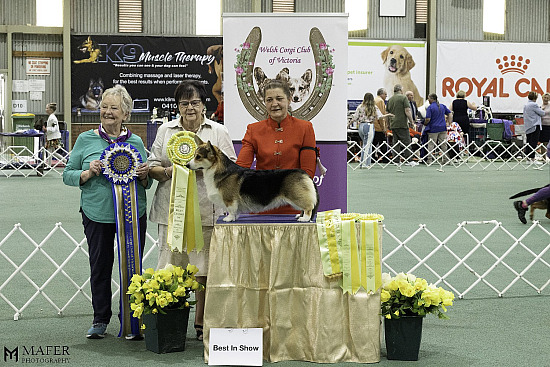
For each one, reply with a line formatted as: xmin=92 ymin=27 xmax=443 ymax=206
xmin=380 ymin=272 xmax=455 ymax=361
xmin=127 ymin=264 xmax=204 ymax=353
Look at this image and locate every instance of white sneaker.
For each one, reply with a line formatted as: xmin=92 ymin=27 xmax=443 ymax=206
xmin=534 ymin=160 xmax=544 ymax=165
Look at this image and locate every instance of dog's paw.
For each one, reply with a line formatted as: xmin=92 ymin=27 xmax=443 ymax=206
xmin=297 ymin=216 xmax=311 ymax=222
xmin=223 ymin=214 xmax=237 ymax=222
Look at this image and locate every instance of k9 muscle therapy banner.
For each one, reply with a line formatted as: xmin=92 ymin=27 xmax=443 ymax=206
xmin=71 ymin=35 xmax=223 ymax=114
xmin=223 ymin=14 xmax=348 ymax=212
xmin=437 ymin=41 xmax=550 ymax=113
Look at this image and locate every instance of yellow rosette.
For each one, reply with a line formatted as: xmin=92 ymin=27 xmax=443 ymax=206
xmin=166 ymin=131 xmax=204 ymax=254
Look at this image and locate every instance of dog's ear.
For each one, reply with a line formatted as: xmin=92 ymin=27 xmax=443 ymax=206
xmin=405 ymin=52 xmax=416 ymax=71
xmin=194 ymin=134 xmax=204 ymax=146
xmin=276 ymin=68 xmax=290 ymax=83
xmin=254 ymin=67 xmax=266 ymax=84
xmin=302 ymin=69 xmax=313 ymax=84
xmin=381 ymin=47 xmax=391 ymax=62
xmin=206 ymin=141 xmax=217 ymax=159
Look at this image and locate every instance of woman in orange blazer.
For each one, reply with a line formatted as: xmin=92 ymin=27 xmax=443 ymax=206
xmin=236 ymin=79 xmax=317 ymax=214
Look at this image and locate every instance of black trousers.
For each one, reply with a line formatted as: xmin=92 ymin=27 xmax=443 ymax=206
xmin=525 ymin=126 xmax=541 ymax=159
xmin=81 ymin=210 xmax=147 ymax=324
xmin=373 ymin=131 xmax=388 ymax=160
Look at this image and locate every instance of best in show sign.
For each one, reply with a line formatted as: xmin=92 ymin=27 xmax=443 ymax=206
xmin=437 ymin=41 xmax=550 ymax=113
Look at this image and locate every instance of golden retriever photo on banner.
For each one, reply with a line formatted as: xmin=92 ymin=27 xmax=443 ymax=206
xmin=381 ymin=45 xmax=423 ymax=106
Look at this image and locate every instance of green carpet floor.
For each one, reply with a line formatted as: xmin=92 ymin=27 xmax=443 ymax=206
xmin=1 ymin=165 xmax=549 ymax=366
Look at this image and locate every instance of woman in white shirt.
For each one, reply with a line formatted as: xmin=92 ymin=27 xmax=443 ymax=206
xmin=42 ymin=103 xmax=63 ymax=165
xmin=348 ymin=92 xmax=393 ymax=167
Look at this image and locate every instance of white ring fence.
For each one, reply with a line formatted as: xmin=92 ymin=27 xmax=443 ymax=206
xmin=1 ymin=221 xmax=549 ymax=321
xmin=346 ymin=137 xmax=548 ymax=171
xmin=1 ymin=138 xmax=548 ymax=178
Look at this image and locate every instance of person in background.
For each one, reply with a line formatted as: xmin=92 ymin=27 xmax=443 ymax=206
xmin=348 ymin=92 xmax=393 ymax=167
xmin=386 ymin=84 xmax=417 ymax=166
xmin=374 ymin=88 xmax=389 ymax=162
xmin=513 ymin=141 xmax=550 ymax=224
xmin=424 ymin=93 xmax=452 ymax=165
xmin=63 ymin=85 xmax=151 ymax=340
xmin=236 ymin=79 xmax=317 ymax=212
xmin=210 ymin=92 xmax=224 ymax=124
xmin=450 ymin=90 xmax=477 ymax=142
xmin=148 ymin=80 xmax=236 ymax=341
xmin=539 ymin=92 xmax=550 ymax=158
xmin=405 ymin=91 xmax=419 ymax=123
xmin=523 ymin=91 xmax=545 ymax=162
xmin=42 ymin=102 xmax=63 ymax=165
xmin=446 ymin=121 xmax=464 ymax=161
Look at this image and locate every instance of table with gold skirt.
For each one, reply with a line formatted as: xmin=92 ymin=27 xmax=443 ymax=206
xmin=203 ymin=214 xmax=382 ymax=363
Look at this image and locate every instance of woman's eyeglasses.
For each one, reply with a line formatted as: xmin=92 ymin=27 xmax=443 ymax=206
xmin=178 ymin=100 xmax=202 ymax=108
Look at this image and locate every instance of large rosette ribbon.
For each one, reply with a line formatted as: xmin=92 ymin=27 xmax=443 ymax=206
xmin=101 ymin=142 xmax=143 ymax=337
xmin=316 ymin=210 xmax=382 ymax=294
xmin=166 ymin=131 xmax=204 ymax=254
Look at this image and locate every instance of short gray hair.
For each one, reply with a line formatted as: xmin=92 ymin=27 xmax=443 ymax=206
xmin=393 ymin=84 xmax=403 ymax=93
xmin=101 ymin=85 xmax=133 ymax=121
xmin=376 ymin=88 xmax=387 ymax=96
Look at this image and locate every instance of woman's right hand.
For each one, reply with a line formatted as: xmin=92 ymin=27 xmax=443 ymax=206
xmin=80 ymin=159 xmax=103 ymax=184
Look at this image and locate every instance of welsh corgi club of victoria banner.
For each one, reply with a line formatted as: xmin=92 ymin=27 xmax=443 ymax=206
xmin=223 ymin=14 xmax=349 ymax=212
xmin=437 ymin=41 xmax=550 ymax=113
xmin=70 ymin=35 xmax=223 ymax=114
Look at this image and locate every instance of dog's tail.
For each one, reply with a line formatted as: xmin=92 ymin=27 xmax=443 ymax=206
xmin=509 ymin=184 xmax=549 ymax=199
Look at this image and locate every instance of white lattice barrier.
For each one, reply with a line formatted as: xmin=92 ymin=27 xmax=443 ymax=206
xmin=0 ymin=146 xmax=70 ymax=177
xmin=382 ymin=220 xmax=550 ymax=299
xmin=2 ymin=221 xmax=549 ymax=320
xmin=0 ymin=146 xmax=152 ymax=177
xmin=0 ymin=223 xmax=158 ymax=320
xmin=347 ymin=139 xmax=548 ymax=170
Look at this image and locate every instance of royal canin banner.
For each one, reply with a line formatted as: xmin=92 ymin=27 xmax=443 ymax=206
xmin=437 ymin=41 xmax=550 ymax=113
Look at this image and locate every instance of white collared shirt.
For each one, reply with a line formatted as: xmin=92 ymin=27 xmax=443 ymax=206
xmin=147 ymin=118 xmax=237 ymax=226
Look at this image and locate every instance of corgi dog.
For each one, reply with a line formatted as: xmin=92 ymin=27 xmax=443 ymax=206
xmin=276 ymin=67 xmax=313 ymax=104
xmin=186 ymin=137 xmax=319 ymax=222
xmin=254 ymin=67 xmax=313 ymax=105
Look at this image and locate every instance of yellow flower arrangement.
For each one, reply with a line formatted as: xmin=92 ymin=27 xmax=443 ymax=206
xmin=380 ymin=272 xmax=454 ymax=320
xmin=127 ymin=264 xmax=205 ymax=319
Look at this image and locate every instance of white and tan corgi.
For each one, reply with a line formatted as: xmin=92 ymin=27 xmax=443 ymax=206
xmin=186 ymin=136 xmax=319 ymax=222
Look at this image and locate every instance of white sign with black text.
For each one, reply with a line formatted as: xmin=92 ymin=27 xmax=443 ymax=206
xmin=12 ymin=100 xmax=27 ymax=113
xmin=208 ymin=328 xmax=262 ymax=366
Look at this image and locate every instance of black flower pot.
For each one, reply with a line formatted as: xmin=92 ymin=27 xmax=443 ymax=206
xmin=143 ymin=307 xmax=190 ymax=353
xmin=384 ymin=315 xmax=424 ymax=361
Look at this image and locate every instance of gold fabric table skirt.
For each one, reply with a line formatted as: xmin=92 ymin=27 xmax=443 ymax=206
xmin=203 ymin=215 xmax=382 ymax=363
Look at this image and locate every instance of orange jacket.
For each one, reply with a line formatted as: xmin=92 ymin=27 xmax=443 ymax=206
xmin=236 ymin=114 xmax=317 ymax=214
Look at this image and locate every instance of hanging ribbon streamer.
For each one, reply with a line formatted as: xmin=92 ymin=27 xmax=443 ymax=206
xmin=316 ymin=211 xmax=383 ymax=294
xmin=166 ymin=131 xmax=204 ymax=254
xmin=316 ymin=209 xmax=343 ymax=278
xmin=100 ymin=142 xmax=143 ymax=337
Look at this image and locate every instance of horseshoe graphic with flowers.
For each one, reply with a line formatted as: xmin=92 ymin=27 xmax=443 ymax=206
xmin=234 ymin=26 xmax=335 ymax=121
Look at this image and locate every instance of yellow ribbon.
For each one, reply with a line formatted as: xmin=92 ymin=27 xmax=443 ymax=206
xmin=166 ymin=132 xmax=204 ymax=254
xmin=360 ymin=220 xmax=382 ymax=293
xmin=316 ymin=210 xmax=342 ymax=277
xmin=316 ymin=211 xmax=383 ymax=294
